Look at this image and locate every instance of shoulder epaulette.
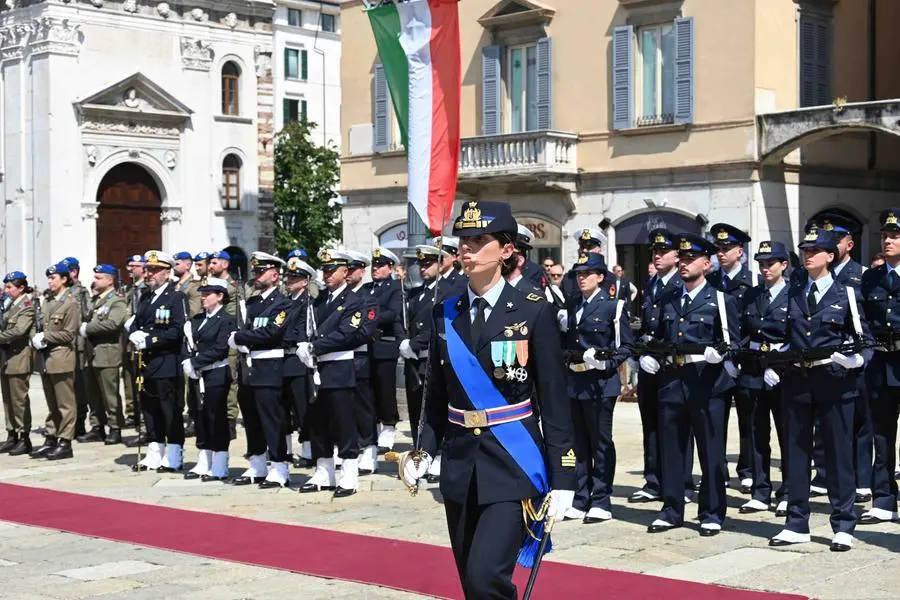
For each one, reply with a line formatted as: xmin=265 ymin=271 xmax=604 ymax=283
xmin=526 ymin=293 xmax=541 ymax=302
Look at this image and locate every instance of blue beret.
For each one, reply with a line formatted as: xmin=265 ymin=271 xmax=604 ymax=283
xmin=62 ymin=257 xmax=80 ymax=269
xmin=128 ymin=254 xmax=144 ymax=264
xmin=173 ymin=251 xmax=193 ymax=261
xmin=3 ymin=271 xmax=26 ymax=283
xmin=46 ymin=262 xmax=70 ymax=276
xmin=211 ymin=250 xmax=231 ymax=261
xmin=93 ymin=264 xmax=118 ymax=276
xmin=572 ymin=253 xmax=608 ymax=273
xmin=194 ymin=251 xmax=211 ymax=261
xmin=710 ymin=223 xmax=751 ymax=246
xmin=287 ymin=248 xmax=309 ymax=260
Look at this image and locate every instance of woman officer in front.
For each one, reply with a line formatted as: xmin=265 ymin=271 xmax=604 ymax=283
xmin=0 ymin=271 xmax=35 ymax=456
xmin=400 ymin=200 xmax=576 ymax=600
xmin=181 ymin=277 xmax=234 ymax=482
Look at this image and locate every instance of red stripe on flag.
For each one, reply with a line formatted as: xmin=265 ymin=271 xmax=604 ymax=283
xmin=426 ymin=0 xmax=461 ymax=235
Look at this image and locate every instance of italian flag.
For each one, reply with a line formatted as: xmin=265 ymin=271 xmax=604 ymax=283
xmin=368 ymin=0 xmax=461 ymax=235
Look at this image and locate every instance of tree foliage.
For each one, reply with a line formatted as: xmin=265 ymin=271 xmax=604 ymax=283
xmin=273 ymin=119 xmax=342 ymax=265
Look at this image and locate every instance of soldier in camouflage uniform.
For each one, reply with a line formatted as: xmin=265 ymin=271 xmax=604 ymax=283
xmin=120 ymin=254 xmax=147 ymax=432
xmin=62 ymin=257 xmax=93 ymax=438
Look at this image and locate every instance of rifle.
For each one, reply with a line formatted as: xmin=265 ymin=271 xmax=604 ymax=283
xmin=632 ymin=339 xmax=729 ymax=366
xmin=130 ymin=285 xmax=145 ymax=467
xmin=32 ymin=296 xmax=48 ymax=374
xmin=730 ymin=341 xmax=877 ymax=371
xmin=234 ymin=268 xmax=251 ymax=384
xmin=304 ymin=288 xmax=321 ymax=390
xmin=399 ymin=268 xmax=422 ymax=388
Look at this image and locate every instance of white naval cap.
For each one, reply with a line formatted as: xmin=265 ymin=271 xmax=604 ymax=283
xmin=142 ymin=250 xmax=174 ymax=268
xmin=285 ymin=256 xmax=317 ymax=279
xmin=415 ymin=244 xmax=450 ymax=260
xmin=516 ymin=224 xmax=534 ymax=247
xmin=372 ymin=247 xmax=400 ymax=265
xmin=430 ymin=235 xmax=460 ymax=255
xmin=346 ymin=250 xmax=371 ymax=267
xmin=573 ymin=227 xmax=606 ymax=246
xmin=250 ymin=251 xmax=285 ymax=270
xmin=198 ymin=276 xmax=230 ymax=294
xmin=318 ymin=248 xmax=352 ymax=267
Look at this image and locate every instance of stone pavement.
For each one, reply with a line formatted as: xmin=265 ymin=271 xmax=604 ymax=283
xmin=1 ymin=375 xmax=899 ymax=599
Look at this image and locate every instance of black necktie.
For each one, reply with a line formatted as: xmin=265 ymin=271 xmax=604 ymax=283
xmin=890 ymin=271 xmax=898 ymax=289
xmin=653 ymin=278 xmax=663 ymax=301
xmin=471 ymin=297 xmax=487 ymax=348
xmin=761 ymin=289 xmax=772 ymax=312
xmin=807 ymin=282 xmax=818 ymax=312
xmin=722 ymin=274 xmax=730 ymax=287
xmin=682 ymin=294 xmax=691 ymax=311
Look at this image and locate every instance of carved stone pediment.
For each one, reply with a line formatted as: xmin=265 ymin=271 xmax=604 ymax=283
xmin=74 ymin=72 xmax=193 ymax=138
xmin=478 ymin=0 xmax=555 ymax=28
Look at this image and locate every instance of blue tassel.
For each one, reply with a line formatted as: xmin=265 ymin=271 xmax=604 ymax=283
xmin=516 ymin=518 xmax=552 ymax=568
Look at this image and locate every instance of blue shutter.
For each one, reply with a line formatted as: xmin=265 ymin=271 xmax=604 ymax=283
xmin=301 ymin=49 xmax=308 ymax=80
xmin=301 ymin=99 xmax=307 ymax=121
xmin=373 ymin=65 xmax=391 ymax=152
xmin=673 ymin=16 xmax=694 ymax=125
xmin=799 ymin=12 xmax=831 ymax=107
xmin=813 ymin=17 xmax=831 ymax=106
xmin=612 ymin=26 xmax=633 ymax=130
xmin=535 ymin=38 xmax=552 ymax=130
xmin=481 ymin=45 xmax=502 ymax=135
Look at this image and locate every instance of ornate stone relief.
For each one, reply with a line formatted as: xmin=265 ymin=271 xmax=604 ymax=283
xmin=254 ymin=45 xmax=272 ymax=78
xmin=85 ymin=145 xmax=98 ymax=166
xmin=156 ymin=3 xmax=171 ymax=18
xmin=123 ymin=0 xmax=138 ymax=13
xmin=164 ymin=151 xmax=177 ymax=169
xmin=90 ymin=0 xmax=104 ymax=7
xmin=223 ymin=13 xmax=238 ymax=29
xmin=81 ymin=203 xmax=99 ymax=221
xmin=190 ymin=8 xmax=208 ymax=22
xmin=0 ymin=17 xmax=82 ymax=59
xmin=81 ymin=117 xmax=181 ymax=138
xmin=160 ymin=206 xmax=183 ymax=224
xmin=180 ymin=37 xmax=214 ymax=71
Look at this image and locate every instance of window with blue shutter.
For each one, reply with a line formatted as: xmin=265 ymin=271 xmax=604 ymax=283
xmin=612 ymin=25 xmax=633 ymax=130
xmin=673 ymin=16 xmax=694 ymax=124
xmin=373 ymin=64 xmax=391 ymax=153
xmin=799 ymin=11 xmax=831 ymax=107
xmin=535 ymin=38 xmax=552 ymax=130
xmin=481 ymin=45 xmax=502 ymax=136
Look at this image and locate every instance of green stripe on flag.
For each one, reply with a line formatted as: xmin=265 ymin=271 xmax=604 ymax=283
xmin=368 ymin=4 xmax=409 ymax=148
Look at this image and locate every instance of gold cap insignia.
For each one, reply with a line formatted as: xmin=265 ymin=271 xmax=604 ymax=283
xmin=758 ymin=242 xmax=773 ymax=254
xmin=147 ymin=251 xmax=158 ymax=263
xmin=654 ymin=233 xmax=666 ymax=244
xmin=679 ymin=238 xmax=693 ymax=251
xmin=416 ymin=249 xmax=425 ymax=260
xmin=581 ymin=229 xmax=592 ymax=241
xmin=804 ymin=231 xmax=818 ymax=242
xmin=250 ymin=258 xmax=259 ymax=268
xmin=321 ymin=251 xmax=332 ymax=263
xmin=822 ymin=220 xmax=834 ymax=231
xmin=887 ymin=213 xmax=898 ymax=226
xmin=577 ymin=255 xmax=588 ymax=264
xmin=455 ymin=202 xmax=486 ymax=230
xmin=716 ymin=229 xmax=730 ymax=241
xmin=373 ymin=248 xmax=381 ymax=258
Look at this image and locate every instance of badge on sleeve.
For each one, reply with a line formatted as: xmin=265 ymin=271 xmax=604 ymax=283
xmin=561 ymin=449 xmax=576 ymax=468
xmin=350 ymin=312 xmax=362 ymax=328
xmin=274 ymin=311 xmax=287 ymax=327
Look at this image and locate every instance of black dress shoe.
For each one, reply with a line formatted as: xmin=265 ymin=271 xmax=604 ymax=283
xmin=0 ymin=432 xmax=18 ymax=453
xmin=629 ymin=491 xmax=660 ymax=504
xmin=334 ymin=486 xmax=357 ymax=498
xmin=201 ymin=474 xmax=228 ymax=483
xmin=740 ymin=484 xmax=752 ymax=494
xmin=299 ymin=482 xmax=335 ymax=493
xmin=46 ymin=439 xmax=73 ymax=461
xmin=30 ymin=437 xmax=57 ymax=458
xmin=76 ymin=427 xmax=105 ymax=443
xmin=830 ymin=542 xmax=852 ymax=552
xmin=855 ymin=492 xmax=872 ymax=504
xmin=858 ymin=514 xmax=894 ymax=525
xmin=131 ymin=463 xmax=150 ymax=472
xmin=232 ymin=475 xmax=263 ymax=486
xmin=739 ymin=505 xmax=767 ymax=514
xmin=647 ymin=522 xmax=679 ymax=533
xmin=700 ymin=527 xmax=720 ymax=537
xmin=425 ymin=474 xmax=440 ymax=484
xmin=184 ymin=471 xmax=201 ymax=480
xmin=293 ymin=457 xmax=314 ymax=469
xmin=8 ymin=438 xmax=32 ymax=456
xmin=259 ymin=480 xmax=287 ymax=489
xmin=104 ymin=430 xmax=122 ymax=446
xmin=583 ymin=516 xmax=609 ymax=525
xmin=768 ymin=538 xmax=794 ymax=547
xmin=156 ymin=466 xmax=182 ymax=474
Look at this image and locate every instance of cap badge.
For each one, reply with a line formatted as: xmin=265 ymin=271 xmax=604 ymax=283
xmin=147 ymin=251 xmax=158 ymax=263
xmin=321 ymin=251 xmax=332 ymax=263
xmin=250 ymin=258 xmax=259 ymax=268
xmin=373 ymin=248 xmax=381 ymax=258
xmin=804 ymin=230 xmax=818 ymax=242
xmin=456 ymin=202 xmax=484 ymax=230
xmin=577 ymin=255 xmax=588 ymax=264
xmin=887 ymin=213 xmax=898 ymax=226
xmin=654 ymin=233 xmax=666 ymax=244
xmin=716 ymin=229 xmax=729 ymax=241
xmin=758 ymin=242 xmax=772 ymax=254
xmin=822 ymin=220 xmax=834 ymax=231
xmin=679 ymin=239 xmax=693 ymax=251
xmin=581 ymin=229 xmax=591 ymax=241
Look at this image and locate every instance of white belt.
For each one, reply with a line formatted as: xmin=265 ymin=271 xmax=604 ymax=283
xmin=319 ymin=350 xmax=354 ymax=362
xmin=794 ymin=358 xmax=832 ymax=367
xmin=199 ymin=359 xmax=229 ymax=373
xmin=666 ymin=354 xmax=705 ymax=365
xmin=568 ymin=360 xmax=607 ymax=373
xmin=381 ymin=336 xmax=397 ymax=341
xmin=249 ymin=349 xmax=284 ymax=360
xmin=749 ymin=342 xmax=784 ymax=351
xmin=354 ymin=345 xmax=368 ymax=353
xmin=418 ymin=350 xmax=429 ymax=359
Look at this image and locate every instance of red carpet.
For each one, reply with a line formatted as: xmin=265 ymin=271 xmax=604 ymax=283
xmin=0 ymin=483 xmax=806 ymax=599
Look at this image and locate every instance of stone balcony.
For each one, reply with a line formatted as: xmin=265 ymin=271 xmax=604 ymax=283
xmin=758 ymin=99 xmax=900 ymax=164
xmin=458 ymin=129 xmax=578 ymax=181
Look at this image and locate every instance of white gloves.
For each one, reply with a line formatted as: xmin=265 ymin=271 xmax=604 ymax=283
xmin=582 ymin=347 xmax=605 ymax=370
xmin=399 ymin=339 xmax=416 ymax=360
xmin=557 ymin=310 xmax=569 ymax=332
xmin=639 ymin=355 xmax=660 ymax=374
xmin=549 ymin=489 xmax=575 ymax=522
xmin=128 ymin=331 xmax=148 ymax=350
xmin=831 ymin=352 xmax=864 ymax=370
xmin=78 ymin=323 xmax=87 ymax=338
xmin=30 ymin=333 xmax=46 ymax=350
xmin=400 ymin=451 xmax=432 ymax=488
xmin=763 ymin=368 xmax=780 ymax=387
xmin=724 ymin=360 xmax=739 ymax=378
xmin=704 ymin=346 xmax=724 ymax=364
xmin=182 ymin=323 xmax=195 ymax=351
xmin=123 ymin=315 xmax=135 ymax=331
xmin=181 ymin=358 xmax=199 ymax=380
xmin=227 ymin=332 xmax=249 ymax=354
xmin=296 ymin=342 xmax=315 ymax=368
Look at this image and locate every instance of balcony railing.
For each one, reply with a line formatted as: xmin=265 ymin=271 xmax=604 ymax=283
xmin=458 ymin=130 xmax=578 ymax=179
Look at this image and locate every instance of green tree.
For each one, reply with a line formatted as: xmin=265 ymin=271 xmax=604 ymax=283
xmin=273 ymin=118 xmax=342 ymax=264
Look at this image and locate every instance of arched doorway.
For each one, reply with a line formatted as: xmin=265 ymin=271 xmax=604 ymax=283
xmin=96 ymin=163 xmax=162 ymax=274
xmin=224 ymin=245 xmax=248 ymax=280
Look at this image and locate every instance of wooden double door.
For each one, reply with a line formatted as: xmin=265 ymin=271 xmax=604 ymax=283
xmin=96 ymin=163 xmax=162 ymax=276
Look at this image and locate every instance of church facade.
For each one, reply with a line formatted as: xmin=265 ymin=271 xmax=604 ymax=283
xmin=0 ymin=0 xmax=276 ymax=280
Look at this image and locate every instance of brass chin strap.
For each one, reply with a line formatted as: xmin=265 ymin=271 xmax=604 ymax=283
xmin=384 ymin=450 xmax=429 ymax=497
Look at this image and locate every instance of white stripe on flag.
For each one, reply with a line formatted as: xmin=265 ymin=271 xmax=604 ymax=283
xmin=398 ymin=0 xmax=433 ymax=228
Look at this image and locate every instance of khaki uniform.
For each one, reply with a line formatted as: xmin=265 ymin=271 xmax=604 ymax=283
xmin=39 ymin=287 xmax=79 ymax=441
xmin=0 ymin=294 xmax=34 ymax=434
xmin=177 ymin=276 xmax=202 ymax=318
xmin=221 ymin=274 xmax=240 ymax=421
xmin=120 ymin=280 xmax=146 ymax=418
xmin=84 ymin=289 xmax=127 ymax=431
xmin=72 ymin=280 xmax=92 ymax=433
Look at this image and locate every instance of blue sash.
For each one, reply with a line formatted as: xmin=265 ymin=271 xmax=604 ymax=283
xmin=442 ymin=296 xmax=548 ymax=494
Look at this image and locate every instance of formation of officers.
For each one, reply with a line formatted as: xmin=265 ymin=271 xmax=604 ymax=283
xmin=2 ymin=208 xmax=900 ymax=555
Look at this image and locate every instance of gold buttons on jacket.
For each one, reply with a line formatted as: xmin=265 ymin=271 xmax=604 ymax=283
xmin=473 ymin=428 xmax=482 ymax=436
